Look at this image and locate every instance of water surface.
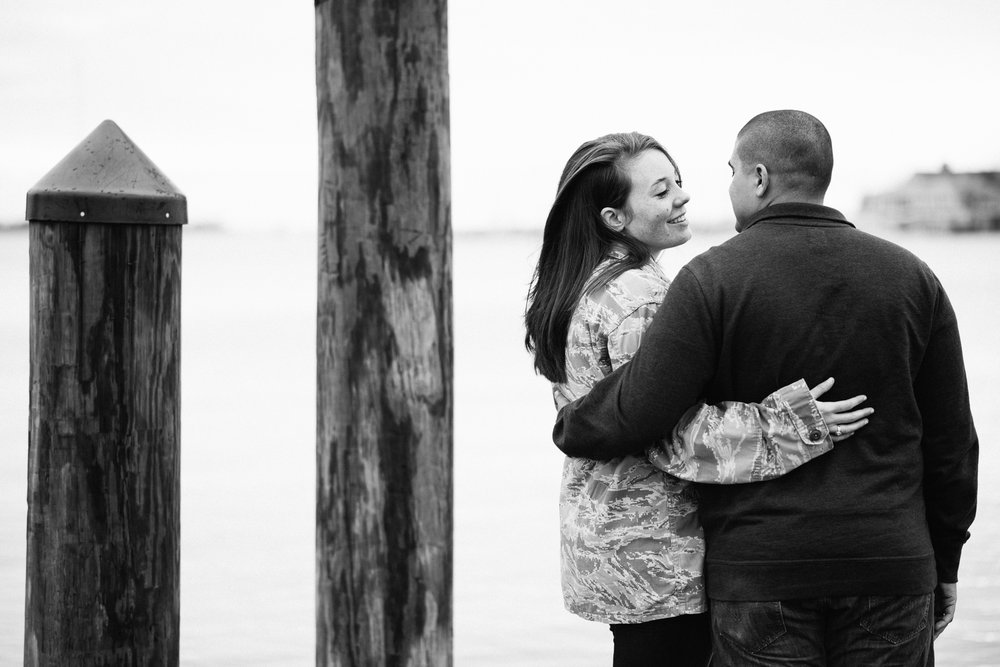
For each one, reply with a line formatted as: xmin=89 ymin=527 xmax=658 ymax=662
xmin=1 ymin=227 xmax=996 ymax=664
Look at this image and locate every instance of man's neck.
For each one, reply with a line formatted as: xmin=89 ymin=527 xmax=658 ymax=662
xmin=760 ymin=191 xmax=825 ymax=208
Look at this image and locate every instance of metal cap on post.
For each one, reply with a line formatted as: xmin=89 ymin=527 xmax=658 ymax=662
xmin=25 ymin=120 xmax=185 ymax=665
xmin=26 ymin=119 xmax=187 ymax=225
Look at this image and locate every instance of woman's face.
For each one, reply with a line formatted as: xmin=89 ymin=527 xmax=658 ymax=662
xmin=620 ymin=149 xmax=691 ymax=253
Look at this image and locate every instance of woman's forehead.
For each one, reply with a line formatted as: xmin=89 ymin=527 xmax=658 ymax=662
xmin=627 ymin=150 xmax=676 ymax=189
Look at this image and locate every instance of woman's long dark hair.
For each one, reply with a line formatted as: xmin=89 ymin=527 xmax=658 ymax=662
xmin=524 ymin=132 xmax=678 ymax=383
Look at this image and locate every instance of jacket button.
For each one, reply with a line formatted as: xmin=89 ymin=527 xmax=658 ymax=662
xmin=808 ymin=429 xmax=823 ymax=442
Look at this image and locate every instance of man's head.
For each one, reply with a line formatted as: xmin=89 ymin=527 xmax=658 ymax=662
xmin=728 ymin=110 xmax=833 ymax=230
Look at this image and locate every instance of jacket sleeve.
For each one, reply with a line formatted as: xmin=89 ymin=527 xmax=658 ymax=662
xmin=915 ymin=282 xmax=978 ymax=584
xmin=606 ymin=301 xmax=664 ymax=372
xmin=647 ymin=379 xmax=833 ymax=483
xmin=554 ymin=266 xmax=719 ymax=459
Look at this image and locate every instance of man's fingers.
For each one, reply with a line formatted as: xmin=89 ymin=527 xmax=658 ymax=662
xmin=933 ymin=582 xmax=958 ymax=640
xmin=934 ymin=611 xmax=954 ymax=639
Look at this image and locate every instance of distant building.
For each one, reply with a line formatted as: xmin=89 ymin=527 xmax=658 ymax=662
xmin=859 ymin=166 xmax=1000 ymax=231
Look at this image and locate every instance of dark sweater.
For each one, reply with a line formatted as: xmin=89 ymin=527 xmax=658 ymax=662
xmin=554 ymin=203 xmax=979 ymax=601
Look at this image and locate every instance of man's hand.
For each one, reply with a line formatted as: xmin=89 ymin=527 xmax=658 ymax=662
xmin=934 ymin=581 xmax=958 ymax=639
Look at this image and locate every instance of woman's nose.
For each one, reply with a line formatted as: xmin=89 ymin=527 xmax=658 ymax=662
xmin=675 ymin=188 xmax=691 ymax=207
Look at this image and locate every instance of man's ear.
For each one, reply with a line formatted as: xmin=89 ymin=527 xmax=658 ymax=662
xmin=754 ymin=164 xmax=770 ymax=198
xmin=600 ymin=207 xmax=627 ymax=232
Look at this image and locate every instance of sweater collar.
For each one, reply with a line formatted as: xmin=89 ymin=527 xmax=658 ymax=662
xmin=742 ymin=202 xmax=854 ymax=232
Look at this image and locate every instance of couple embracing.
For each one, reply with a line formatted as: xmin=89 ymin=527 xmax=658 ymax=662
xmin=524 ymin=111 xmax=979 ymax=666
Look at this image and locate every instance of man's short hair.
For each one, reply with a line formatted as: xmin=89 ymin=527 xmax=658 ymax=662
xmin=737 ymin=110 xmax=833 ymax=197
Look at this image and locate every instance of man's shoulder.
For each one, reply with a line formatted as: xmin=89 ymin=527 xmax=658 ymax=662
xmin=853 ymin=226 xmax=927 ymax=258
xmin=846 ymin=227 xmax=940 ymax=284
xmin=679 ymin=233 xmax=752 ymax=277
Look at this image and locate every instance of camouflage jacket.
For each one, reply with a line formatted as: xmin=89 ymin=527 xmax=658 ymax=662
xmin=553 ymin=251 xmax=832 ymax=624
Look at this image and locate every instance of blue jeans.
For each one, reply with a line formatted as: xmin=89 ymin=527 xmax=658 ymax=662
xmin=710 ymin=594 xmax=934 ymax=666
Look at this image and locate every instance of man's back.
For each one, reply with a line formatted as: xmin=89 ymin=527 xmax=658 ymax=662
xmin=685 ymin=203 xmax=977 ymax=601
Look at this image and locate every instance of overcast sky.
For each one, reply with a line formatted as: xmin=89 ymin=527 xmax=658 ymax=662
xmin=1 ymin=0 xmax=998 ymax=231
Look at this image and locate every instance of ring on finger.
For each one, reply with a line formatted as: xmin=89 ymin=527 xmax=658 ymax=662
xmin=834 ymin=424 xmax=842 ymax=437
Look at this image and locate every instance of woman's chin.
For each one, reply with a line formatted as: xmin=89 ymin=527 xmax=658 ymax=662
xmin=665 ymin=227 xmax=693 ymax=248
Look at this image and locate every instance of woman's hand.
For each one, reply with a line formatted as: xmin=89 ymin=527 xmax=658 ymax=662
xmin=809 ymin=377 xmax=873 ymax=443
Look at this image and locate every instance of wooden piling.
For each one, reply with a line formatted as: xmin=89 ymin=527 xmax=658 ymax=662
xmin=24 ymin=120 xmax=185 ymax=666
xmin=315 ymin=0 xmax=452 ymax=665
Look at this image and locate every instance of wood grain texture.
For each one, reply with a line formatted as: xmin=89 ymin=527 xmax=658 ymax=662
xmin=315 ymin=0 xmax=452 ymax=664
xmin=26 ymin=222 xmax=181 ymax=666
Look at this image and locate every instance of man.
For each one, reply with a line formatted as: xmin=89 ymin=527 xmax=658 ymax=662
xmin=553 ymin=110 xmax=978 ymax=665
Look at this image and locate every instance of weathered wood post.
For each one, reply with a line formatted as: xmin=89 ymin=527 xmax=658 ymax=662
xmin=315 ymin=0 xmax=452 ymax=665
xmin=24 ymin=120 xmax=185 ymax=666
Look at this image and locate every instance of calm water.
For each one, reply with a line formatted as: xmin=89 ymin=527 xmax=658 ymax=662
xmin=1 ymin=227 xmax=997 ymax=665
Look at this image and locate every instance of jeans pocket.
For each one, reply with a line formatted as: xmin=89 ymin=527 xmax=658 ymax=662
xmin=713 ymin=600 xmax=787 ymax=654
xmin=858 ymin=593 xmax=931 ymax=645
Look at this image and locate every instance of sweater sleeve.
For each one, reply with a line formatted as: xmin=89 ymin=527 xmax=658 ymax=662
xmin=915 ymin=282 xmax=979 ymax=583
xmin=647 ymin=379 xmax=832 ymax=483
xmin=553 ymin=265 xmax=719 ymax=459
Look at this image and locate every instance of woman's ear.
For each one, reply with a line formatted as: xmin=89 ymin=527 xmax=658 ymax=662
xmin=600 ymin=207 xmax=627 ymax=232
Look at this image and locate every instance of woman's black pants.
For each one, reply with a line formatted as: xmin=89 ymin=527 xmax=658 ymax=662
xmin=610 ymin=612 xmax=712 ymax=666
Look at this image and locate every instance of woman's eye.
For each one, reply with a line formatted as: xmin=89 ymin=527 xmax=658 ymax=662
xmin=675 ymin=179 xmax=683 ymax=188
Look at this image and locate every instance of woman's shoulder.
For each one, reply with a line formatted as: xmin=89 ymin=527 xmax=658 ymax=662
xmin=585 ymin=259 xmax=669 ymax=314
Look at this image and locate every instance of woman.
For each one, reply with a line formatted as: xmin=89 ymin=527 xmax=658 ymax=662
xmin=524 ymin=133 xmax=871 ymax=666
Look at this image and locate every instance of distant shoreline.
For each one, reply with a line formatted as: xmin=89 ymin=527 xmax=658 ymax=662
xmin=0 ymin=221 xmax=225 ymax=233
xmin=4 ymin=221 xmax=996 ymax=236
